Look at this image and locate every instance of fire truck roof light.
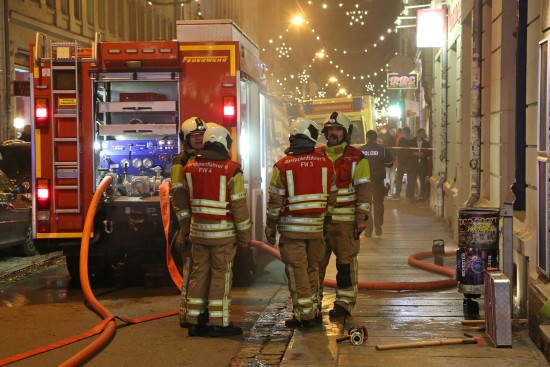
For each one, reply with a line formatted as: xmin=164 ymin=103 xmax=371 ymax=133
xmin=125 ymin=49 xmax=138 ymax=54
xmin=108 ymin=49 xmax=121 ymax=54
xmin=142 ymin=49 xmax=155 ymax=53
xmin=159 ymin=49 xmax=173 ymax=53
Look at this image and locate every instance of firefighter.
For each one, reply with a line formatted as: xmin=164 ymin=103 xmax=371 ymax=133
xmin=359 ymin=130 xmax=394 ymax=237
xmin=317 ymin=111 xmax=372 ymax=317
xmin=180 ymin=123 xmax=251 ymax=337
xmin=265 ymin=118 xmax=337 ymax=328
xmin=171 ymin=116 xmax=207 ymax=328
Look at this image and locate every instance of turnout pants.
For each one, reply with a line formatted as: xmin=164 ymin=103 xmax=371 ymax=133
xmin=319 ymin=222 xmax=360 ymax=314
xmin=279 ymin=235 xmax=324 ymax=322
xmin=186 ymin=242 xmax=237 ymax=327
xmin=177 ymin=230 xmax=193 ymax=325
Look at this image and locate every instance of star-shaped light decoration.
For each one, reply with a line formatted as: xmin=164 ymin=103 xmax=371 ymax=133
xmin=346 ymin=10 xmax=368 ymax=26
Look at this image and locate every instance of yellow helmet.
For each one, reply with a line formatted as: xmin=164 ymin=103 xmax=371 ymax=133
xmin=289 ymin=118 xmax=320 ymax=143
xmin=179 ymin=117 xmax=206 ymax=145
xmin=203 ymin=123 xmax=233 ymax=152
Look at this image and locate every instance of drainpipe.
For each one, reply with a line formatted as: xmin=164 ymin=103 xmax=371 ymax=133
xmin=466 ymin=0 xmax=483 ymax=207
xmin=511 ymin=0 xmax=527 ymax=211
xmin=3 ymin=0 xmax=10 ymax=140
xmin=436 ymin=28 xmax=448 ymax=217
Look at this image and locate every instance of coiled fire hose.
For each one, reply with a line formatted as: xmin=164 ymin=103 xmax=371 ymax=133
xmin=0 ymin=179 xmax=456 ymax=366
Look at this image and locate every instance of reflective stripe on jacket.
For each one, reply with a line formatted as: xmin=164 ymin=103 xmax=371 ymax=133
xmin=183 ymin=158 xmax=252 ymax=244
xmin=317 ymin=143 xmax=372 ymax=222
xmin=170 ymin=151 xmax=194 ymax=226
xmin=274 ymin=152 xmax=335 ymax=216
xmin=184 ymin=159 xmax=240 ymax=220
xmin=267 ymin=152 xmax=337 ymax=237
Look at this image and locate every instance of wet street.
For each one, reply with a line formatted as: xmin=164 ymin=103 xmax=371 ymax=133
xmin=1 ymin=199 xmax=549 ymax=366
xmin=0 ymin=250 xmax=288 ymax=366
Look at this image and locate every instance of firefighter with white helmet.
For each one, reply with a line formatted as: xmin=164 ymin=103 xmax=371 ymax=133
xmin=180 ymin=123 xmax=251 ymax=337
xmin=317 ymin=111 xmax=372 ymax=317
xmin=171 ymin=116 xmax=207 ymax=328
xmin=265 ymin=118 xmax=337 ymax=327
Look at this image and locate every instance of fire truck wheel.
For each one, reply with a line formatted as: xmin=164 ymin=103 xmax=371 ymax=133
xmin=65 ymin=255 xmax=114 ymax=284
xmin=16 ymin=225 xmax=36 ymax=257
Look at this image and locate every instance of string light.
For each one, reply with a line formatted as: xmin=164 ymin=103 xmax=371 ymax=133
xmin=262 ymin=1 xmax=397 ymax=106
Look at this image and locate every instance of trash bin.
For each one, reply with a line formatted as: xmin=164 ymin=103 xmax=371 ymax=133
xmin=456 ymin=208 xmax=500 ymax=295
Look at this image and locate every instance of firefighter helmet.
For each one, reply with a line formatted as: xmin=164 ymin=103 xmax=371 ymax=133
xmin=289 ymin=118 xmax=320 ymax=143
xmin=203 ymin=123 xmax=233 ymax=152
xmin=322 ymin=111 xmax=353 ymax=140
xmin=179 ymin=117 xmax=207 ymax=145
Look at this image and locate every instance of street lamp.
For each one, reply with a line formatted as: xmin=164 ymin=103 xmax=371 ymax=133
xmin=290 ymin=15 xmax=304 ymax=26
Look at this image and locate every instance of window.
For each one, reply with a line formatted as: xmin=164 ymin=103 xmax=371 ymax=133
xmin=98 ymin=0 xmax=105 ymax=29
xmin=138 ymin=3 xmax=145 ymax=40
xmin=74 ymin=0 xmax=82 ymax=20
xmin=61 ymin=0 xmax=68 ymax=15
xmin=118 ymin=1 xmax=124 ymax=37
xmin=86 ymin=0 xmax=94 ymax=25
xmin=129 ymin=1 xmax=136 ymax=40
xmin=46 ymin=0 xmax=55 ymax=8
xmin=109 ymin=1 xmax=115 ymax=34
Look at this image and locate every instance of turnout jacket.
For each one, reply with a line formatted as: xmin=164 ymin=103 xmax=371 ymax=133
xmin=316 ymin=142 xmax=372 ymax=223
xmin=267 ymin=149 xmax=337 ymax=239
xmin=180 ymin=149 xmax=252 ymax=246
xmin=170 ymin=149 xmax=196 ymax=229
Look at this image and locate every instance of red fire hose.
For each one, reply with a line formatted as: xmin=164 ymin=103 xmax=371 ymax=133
xmin=250 ymin=240 xmax=456 ymax=291
xmin=0 ymin=179 xmax=456 ymax=366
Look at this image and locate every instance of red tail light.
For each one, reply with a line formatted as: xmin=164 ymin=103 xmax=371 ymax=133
xmin=35 ymin=98 xmax=49 ymax=128
xmin=36 ymin=178 xmax=50 ymax=209
xmin=222 ymin=96 xmax=237 ymax=127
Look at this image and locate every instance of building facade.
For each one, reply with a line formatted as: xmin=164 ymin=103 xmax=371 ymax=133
xmin=408 ymin=0 xmax=549 ymax=354
xmin=0 ymin=0 xmax=269 ymax=141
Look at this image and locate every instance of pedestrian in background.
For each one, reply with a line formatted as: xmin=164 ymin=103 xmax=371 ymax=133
xmin=19 ymin=125 xmax=31 ymax=142
xmin=265 ymin=118 xmax=337 ymax=328
xmin=394 ymin=126 xmax=415 ymax=200
xmin=317 ymin=111 xmax=372 ymax=318
xmin=181 ymin=123 xmax=251 ymax=337
xmin=359 ymin=130 xmax=394 ymax=237
xmin=407 ymin=128 xmax=432 ymax=201
xmin=380 ymin=125 xmax=397 ymax=197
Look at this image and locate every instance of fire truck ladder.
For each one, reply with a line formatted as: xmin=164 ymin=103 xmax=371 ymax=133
xmin=50 ymin=41 xmax=81 ymax=214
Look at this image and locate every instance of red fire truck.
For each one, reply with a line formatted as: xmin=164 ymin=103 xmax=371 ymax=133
xmin=30 ymin=20 xmax=270 ymax=282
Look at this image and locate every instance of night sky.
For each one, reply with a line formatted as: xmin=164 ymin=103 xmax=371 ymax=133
xmin=260 ymin=0 xmax=401 ymax=99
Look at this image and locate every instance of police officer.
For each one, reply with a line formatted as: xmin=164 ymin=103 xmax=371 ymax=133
xmin=170 ymin=116 xmax=206 ymax=328
xmin=317 ymin=111 xmax=372 ymax=317
xmin=180 ymin=123 xmax=252 ymax=337
xmin=265 ymin=118 xmax=337 ymax=328
xmin=359 ymin=130 xmax=394 ymax=237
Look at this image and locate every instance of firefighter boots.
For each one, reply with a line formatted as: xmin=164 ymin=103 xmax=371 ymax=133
xmin=187 ymin=311 xmax=210 ymax=337
xmin=328 ymin=304 xmax=351 ymax=317
xmin=209 ymin=324 xmax=243 ymax=337
xmin=284 ymin=317 xmax=317 ymax=328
